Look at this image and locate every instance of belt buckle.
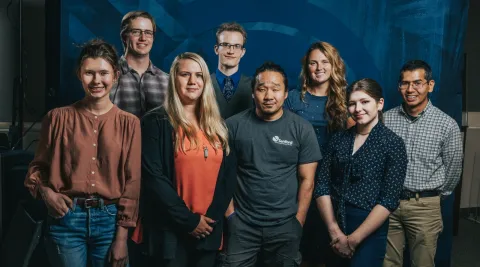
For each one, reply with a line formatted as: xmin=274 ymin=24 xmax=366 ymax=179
xmin=84 ymin=198 xmax=96 ymax=209
xmin=403 ymin=191 xmax=412 ymax=200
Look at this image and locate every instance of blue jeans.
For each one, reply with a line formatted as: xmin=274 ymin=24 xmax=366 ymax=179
xmin=44 ymin=199 xmax=120 ymax=267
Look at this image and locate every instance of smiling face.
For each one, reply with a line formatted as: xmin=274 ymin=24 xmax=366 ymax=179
xmin=124 ymin=17 xmax=154 ymax=57
xmin=253 ymin=71 xmax=288 ymax=121
xmin=348 ymin=90 xmax=384 ymax=126
xmin=399 ymin=69 xmax=434 ymax=112
xmin=79 ymin=57 xmax=117 ymax=101
xmin=307 ymin=49 xmax=332 ymax=86
xmin=175 ymin=59 xmax=205 ymax=106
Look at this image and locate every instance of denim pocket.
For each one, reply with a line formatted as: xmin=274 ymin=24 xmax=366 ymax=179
xmin=47 ymin=208 xmax=71 ymax=220
xmin=104 ymin=204 xmax=117 ymax=216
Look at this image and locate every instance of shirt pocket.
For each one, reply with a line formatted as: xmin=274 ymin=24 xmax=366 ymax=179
xmin=415 ymin=138 xmax=440 ymax=165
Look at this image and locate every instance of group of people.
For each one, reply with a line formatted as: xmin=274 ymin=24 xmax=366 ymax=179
xmin=24 ymin=10 xmax=463 ymax=267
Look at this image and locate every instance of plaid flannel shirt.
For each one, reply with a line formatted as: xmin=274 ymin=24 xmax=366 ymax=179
xmin=110 ymin=56 xmax=168 ymax=117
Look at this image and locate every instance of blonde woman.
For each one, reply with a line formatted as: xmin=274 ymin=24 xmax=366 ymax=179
xmin=135 ymin=52 xmax=237 ymax=267
xmin=284 ymin=41 xmax=353 ymax=266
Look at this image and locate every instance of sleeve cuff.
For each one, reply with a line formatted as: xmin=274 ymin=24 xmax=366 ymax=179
xmin=185 ymin=213 xmax=201 ymax=233
xmin=376 ymin=201 xmax=397 ymax=213
xmin=314 ymin=189 xmax=330 ymax=199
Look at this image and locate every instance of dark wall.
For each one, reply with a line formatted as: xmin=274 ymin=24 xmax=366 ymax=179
xmin=465 ymin=0 xmax=480 ymax=112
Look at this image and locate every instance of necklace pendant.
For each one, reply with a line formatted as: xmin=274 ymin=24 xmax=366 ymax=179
xmin=203 ymin=146 xmax=208 ymax=159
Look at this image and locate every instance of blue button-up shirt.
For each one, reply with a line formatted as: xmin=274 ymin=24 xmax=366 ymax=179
xmin=215 ymin=69 xmax=242 ymax=98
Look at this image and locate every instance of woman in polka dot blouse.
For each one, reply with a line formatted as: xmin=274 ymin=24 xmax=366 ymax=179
xmin=314 ymin=78 xmax=407 ymax=267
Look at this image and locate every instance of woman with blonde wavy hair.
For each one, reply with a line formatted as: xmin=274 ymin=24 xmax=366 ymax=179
xmin=134 ymin=52 xmax=237 ymax=267
xmin=284 ymin=41 xmax=353 ymax=267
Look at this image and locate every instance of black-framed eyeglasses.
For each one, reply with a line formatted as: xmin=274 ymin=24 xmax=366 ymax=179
xmin=129 ymin=29 xmax=155 ymax=38
xmin=217 ymin=43 xmax=244 ymax=50
xmin=398 ymin=80 xmax=429 ymax=90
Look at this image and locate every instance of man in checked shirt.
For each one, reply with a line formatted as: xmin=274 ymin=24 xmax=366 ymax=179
xmin=383 ymin=60 xmax=463 ymax=267
xmin=110 ymin=11 xmax=168 ymax=117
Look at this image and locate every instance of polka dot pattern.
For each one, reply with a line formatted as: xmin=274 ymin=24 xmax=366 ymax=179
xmin=314 ymin=122 xmax=408 ymax=231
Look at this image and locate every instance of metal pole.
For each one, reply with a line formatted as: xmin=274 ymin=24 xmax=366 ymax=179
xmin=467 ymin=152 xmax=478 ymax=223
xmin=18 ymin=0 xmax=24 ymax=150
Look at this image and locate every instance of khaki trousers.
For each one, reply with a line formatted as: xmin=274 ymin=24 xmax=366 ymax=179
xmin=383 ymin=196 xmax=443 ymax=267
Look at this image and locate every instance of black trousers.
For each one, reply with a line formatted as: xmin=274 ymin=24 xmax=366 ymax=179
xmin=148 ymin=236 xmax=217 ymax=267
xmin=223 ymin=215 xmax=303 ymax=267
xmin=300 ymin=202 xmax=330 ymax=264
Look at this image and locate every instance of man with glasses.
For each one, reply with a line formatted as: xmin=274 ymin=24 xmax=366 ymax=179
xmin=110 ymin=11 xmax=168 ymax=117
xmin=383 ymin=60 xmax=463 ymax=267
xmin=212 ymin=22 xmax=253 ymax=119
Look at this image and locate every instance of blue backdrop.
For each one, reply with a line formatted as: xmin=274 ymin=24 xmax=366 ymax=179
xmin=57 ymin=0 xmax=468 ymax=124
xmin=53 ymin=1 xmax=468 ymax=266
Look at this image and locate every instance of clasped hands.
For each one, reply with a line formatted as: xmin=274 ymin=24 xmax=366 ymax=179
xmin=190 ymin=215 xmax=216 ymax=239
xmin=330 ymin=233 xmax=357 ymax=259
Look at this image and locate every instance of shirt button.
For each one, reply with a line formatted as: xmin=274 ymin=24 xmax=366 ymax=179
xmin=93 ymin=130 xmax=97 ymax=133
xmin=92 ymin=157 xmax=96 ymax=160
xmin=94 ymin=116 xmax=98 ymax=119
xmin=91 ymin=171 xmax=95 ymax=174
xmin=93 ymin=144 xmax=96 ymax=147
xmin=91 ymin=184 xmax=95 ymax=187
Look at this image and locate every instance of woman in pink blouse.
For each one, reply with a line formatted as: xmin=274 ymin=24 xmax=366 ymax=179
xmin=24 ymin=39 xmax=141 ymax=267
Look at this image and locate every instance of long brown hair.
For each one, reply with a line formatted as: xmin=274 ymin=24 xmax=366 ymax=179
xmin=299 ymin=41 xmax=348 ymax=131
xmin=165 ymin=52 xmax=229 ymax=155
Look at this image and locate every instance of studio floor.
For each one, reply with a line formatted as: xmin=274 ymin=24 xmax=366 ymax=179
xmin=452 ymin=218 xmax=480 ymax=267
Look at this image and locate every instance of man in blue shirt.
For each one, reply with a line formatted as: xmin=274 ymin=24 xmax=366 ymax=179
xmin=211 ymin=22 xmax=253 ymax=119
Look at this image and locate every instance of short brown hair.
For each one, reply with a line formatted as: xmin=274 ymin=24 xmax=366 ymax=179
xmin=120 ymin=11 xmax=156 ymax=51
xmin=76 ymin=39 xmax=119 ymax=77
xmin=216 ymin=22 xmax=247 ymax=46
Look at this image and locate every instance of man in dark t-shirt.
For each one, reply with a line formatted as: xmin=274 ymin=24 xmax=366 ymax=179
xmin=224 ymin=62 xmax=322 ymax=266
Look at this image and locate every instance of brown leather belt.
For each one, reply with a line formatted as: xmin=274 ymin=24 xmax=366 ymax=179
xmin=74 ymin=196 xmax=118 ymax=208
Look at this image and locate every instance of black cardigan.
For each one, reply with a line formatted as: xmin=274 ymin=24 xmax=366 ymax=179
xmin=140 ymin=107 xmax=237 ymax=259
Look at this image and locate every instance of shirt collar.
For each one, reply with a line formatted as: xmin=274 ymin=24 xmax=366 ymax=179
xmin=399 ymin=100 xmax=432 ymax=122
xmin=350 ymin=120 xmax=383 ymax=137
xmin=119 ymin=55 xmax=155 ymax=75
xmin=216 ymin=68 xmax=241 ymax=87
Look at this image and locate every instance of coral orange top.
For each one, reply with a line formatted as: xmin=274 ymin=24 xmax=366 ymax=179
xmin=175 ymin=131 xmax=223 ymax=215
xmin=132 ymin=130 xmax=223 ymax=245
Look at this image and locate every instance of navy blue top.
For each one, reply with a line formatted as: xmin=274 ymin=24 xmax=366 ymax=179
xmin=314 ymin=122 xmax=407 ymax=232
xmin=284 ymin=89 xmax=329 ymax=150
xmin=215 ymin=69 xmax=242 ymax=97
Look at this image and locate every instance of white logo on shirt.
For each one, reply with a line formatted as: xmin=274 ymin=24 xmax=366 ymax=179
xmin=272 ymin=136 xmax=293 ymax=146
